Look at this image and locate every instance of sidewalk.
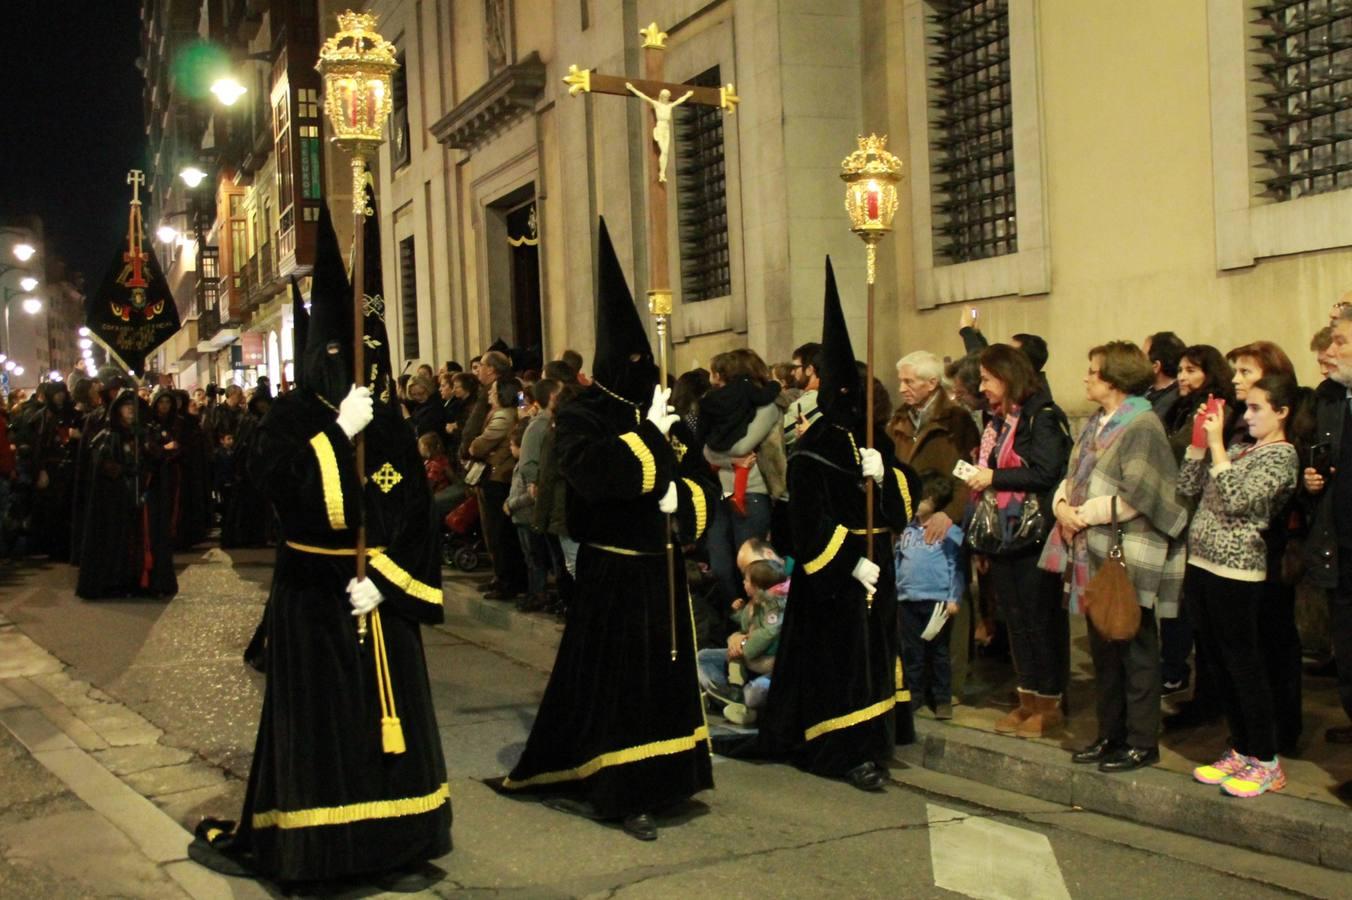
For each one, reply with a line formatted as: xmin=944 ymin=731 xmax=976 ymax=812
xmin=438 ymin=570 xmax=1352 ymax=873
xmin=0 ymin=606 xmax=267 ymax=900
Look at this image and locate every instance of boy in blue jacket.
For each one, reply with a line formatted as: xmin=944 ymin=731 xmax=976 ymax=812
xmin=895 ymin=471 xmax=965 ymax=719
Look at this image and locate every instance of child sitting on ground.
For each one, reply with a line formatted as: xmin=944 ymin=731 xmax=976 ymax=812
xmin=895 ymin=471 xmax=965 ymax=720
xmin=697 ymin=555 xmax=789 ymax=726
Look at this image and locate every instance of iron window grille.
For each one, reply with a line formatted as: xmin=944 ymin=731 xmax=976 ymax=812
xmin=1253 ymin=0 xmax=1352 ymax=201
xmin=675 ymin=66 xmax=732 ymax=303
xmin=926 ymin=0 xmax=1017 ymax=264
xmin=399 ymin=236 xmax=420 ymax=359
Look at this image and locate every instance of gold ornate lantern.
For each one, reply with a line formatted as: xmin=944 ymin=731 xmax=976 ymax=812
xmin=840 ymin=134 xmax=904 ymax=284
xmin=316 ymin=10 xmax=398 ymax=210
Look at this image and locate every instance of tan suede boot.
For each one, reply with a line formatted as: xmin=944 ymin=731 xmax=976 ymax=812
xmin=994 ymin=688 xmax=1035 ymax=734
xmin=1018 ymin=693 xmax=1065 ymax=738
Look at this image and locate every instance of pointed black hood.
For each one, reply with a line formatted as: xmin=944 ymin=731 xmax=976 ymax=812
xmin=290 ymin=276 xmax=309 ymax=389
xmin=590 ymin=218 xmax=656 ymax=405
xmin=816 ymin=257 xmax=863 ymax=429
xmin=302 ymin=204 xmax=353 ymax=407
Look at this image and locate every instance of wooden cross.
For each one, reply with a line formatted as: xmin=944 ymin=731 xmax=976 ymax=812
xmin=562 ymin=21 xmax=738 ymax=325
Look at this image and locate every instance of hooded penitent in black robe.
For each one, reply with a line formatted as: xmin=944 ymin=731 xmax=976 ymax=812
xmin=758 ymin=259 xmax=919 ymax=779
xmin=174 ymin=391 xmax=213 ymax=549
xmin=31 ymin=383 xmax=82 ymax=560
xmin=194 ymin=204 xmax=450 ymax=886
xmin=220 ymin=388 xmax=273 ymax=548
xmin=69 ymin=370 xmax=130 ymax=565
xmin=75 ymin=391 xmax=178 ymax=600
xmin=495 ymin=220 xmax=717 ymax=823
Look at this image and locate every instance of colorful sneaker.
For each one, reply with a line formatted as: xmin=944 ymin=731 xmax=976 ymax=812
xmin=1221 ymin=761 xmax=1286 ymax=798
xmin=1193 ymin=749 xmax=1247 ymax=785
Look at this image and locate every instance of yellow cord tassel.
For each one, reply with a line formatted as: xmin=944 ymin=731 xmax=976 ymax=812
xmin=370 ymin=609 xmax=406 ymax=755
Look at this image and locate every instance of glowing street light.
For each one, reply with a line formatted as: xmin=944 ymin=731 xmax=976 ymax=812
xmin=78 ymin=326 xmax=90 ymax=337
xmin=3 ymin=360 xmax=14 ymax=371
xmin=12 ymin=243 xmax=35 ymax=262
xmin=13 ymin=366 xmax=24 ymax=377
xmin=210 ymin=76 xmax=247 ymax=106
xmin=18 ymin=276 xmax=38 ymax=292
xmin=21 ymin=297 xmax=42 ymax=315
xmin=157 ymin=224 xmax=180 ymax=244
xmin=180 ymin=166 xmax=208 ymax=188
xmin=78 ymin=337 xmax=93 ymax=350
xmin=48 ymin=370 xmax=62 ymax=381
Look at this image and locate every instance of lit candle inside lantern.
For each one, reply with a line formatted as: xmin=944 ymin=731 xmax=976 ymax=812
xmin=866 ymin=180 xmax=881 ymax=222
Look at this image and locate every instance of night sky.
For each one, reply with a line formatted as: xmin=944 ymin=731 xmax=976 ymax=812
xmin=1 ymin=1 xmax=144 ymax=288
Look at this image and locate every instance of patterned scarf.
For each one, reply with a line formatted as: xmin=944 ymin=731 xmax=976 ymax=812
xmin=1042 ymin=395 xmax=1150 ymax=612
xmin=977 ymin=409 xmax=1023 ymax=510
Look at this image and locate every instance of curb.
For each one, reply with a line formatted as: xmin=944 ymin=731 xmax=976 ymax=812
xmin=898 ymin=719 xmax=1352 ymax=873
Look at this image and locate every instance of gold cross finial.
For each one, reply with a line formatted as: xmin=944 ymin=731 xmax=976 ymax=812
xmin=563 ymin=64 xmax=592 ymax=96
xmin=127 ymin=169 xmax=145 ymax=205
xmin=639 ymin=22 xmax=668 ymax=49
xmin=372 ymin=462 xmax=403 ymax=493
xmin=719 ymin=84 xmax=740 ymax=113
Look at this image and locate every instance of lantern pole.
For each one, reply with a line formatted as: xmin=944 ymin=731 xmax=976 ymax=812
xmin=840 ymin=135 xmax=903 ymax=608
xmin=318 ymin=10 xmax=398 ymax=644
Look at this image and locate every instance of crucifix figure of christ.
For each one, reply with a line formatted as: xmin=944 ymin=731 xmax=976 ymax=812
xmin=563 ymin=21 xmax=739 ymax=658
xmin=625 ymin=83 xmax=694 ymax=183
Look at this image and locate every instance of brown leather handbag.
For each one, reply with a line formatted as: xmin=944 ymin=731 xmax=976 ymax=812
xmin=1083 ymin=497 xmax=1141 ymax=642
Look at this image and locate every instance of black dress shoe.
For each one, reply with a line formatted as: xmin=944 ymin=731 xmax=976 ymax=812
xmin=1307 ymin=657 xmax=1338 ymax=678
xmin=483 ymin=589 xmax=520 ymax=601
xmin=1099 ymin=746 xmax=1160 ymax=773
xmin=621 ymin=813 xmax=658 ymax=841
xmin=845 ymin=761 xmax=886 ymax=792
xmin=1326 ymin=725 xmax=1352 ymax=744
xmin=1071 ymin=738 xmax=1122 ymax=764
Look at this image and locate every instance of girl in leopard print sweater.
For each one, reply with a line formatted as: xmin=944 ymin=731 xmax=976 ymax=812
xmin=1177 ymin=375 xmax=1300 ymax=799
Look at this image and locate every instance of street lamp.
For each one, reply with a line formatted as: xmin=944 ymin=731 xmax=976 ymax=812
xmin=21 ymin=297 xmax=42 ymax=315
xmin=79 ymin=338 xmax=93 ymax=350
xmin=3 ymin=361 xmax=14 ymax=372
xmin=78 ymin=326 xmax=89 ymax=337
xmin=18 ymin=276 xmax=37 ymax=292
xmin=13 ymin=366 xmax=23 ymax=377
xmin=156 ymin=224 xmax=180 ymax=244
xmin=210 ymin=75 xmax=248 ymax=106
xmin=180 ymin=166 xmax=208 ymax=188
xmin=12 ymin=243 xmax=34 ymax=262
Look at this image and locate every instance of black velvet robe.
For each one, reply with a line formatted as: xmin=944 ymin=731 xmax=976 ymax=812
xmin=175 ymin=411 xmax=213 ymax=549
xmin=75 ymin=417 xmax=178 ymax=600
xmin=759 ymin=420 xmax=919 ymax=777
xmin=211 ymin=390 xmax=451 ymax=883
xmin=32 ymin=405 xmax=82 ymax=560
xmin=69 ymin=405 xmax=109 ymax=566
xmin=497 ymin=388 xmax=718 ymax=818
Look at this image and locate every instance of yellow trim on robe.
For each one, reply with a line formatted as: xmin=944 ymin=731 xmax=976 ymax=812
xmin=251 ymin=782 xmax=449 ymax=830
xmin=284 ymin=541 xmax=387 ymax=556
xmin=803 ymin=525 xmax=848 ymax=574
xmin=804 ymin=696 xmax=897 ymax=742
xmin=682 ymin=478 xmax=708 ymax=539
xmin=499 ymin=725 xmax=711 ymax=790
xmin=894 ymin=468 xmax=914 ymax=520
xmin=309 ymin=432 xmax=347 ymax=530
xmin=368 ymin=551 xmax=443 ymax=605
xmin=895 ymin=657 xmax=911 ymax=704
xmin=619 ymin=432 xmax=657 ymax=493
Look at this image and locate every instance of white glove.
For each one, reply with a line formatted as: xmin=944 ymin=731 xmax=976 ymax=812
xmin=852 ymin=557 xmax=881 ymax=592
xmin=658 ymin=481 xmax=678 ymax=513
xmin=646 ymin=385 xmax=679 ymax=436
xmin=347 ymin=577 xmax=384 ymax=616
xmin=860 ymin=448 xmax=884 ymax=484
xmin=336 ymin=385 xmax=374 ymax=439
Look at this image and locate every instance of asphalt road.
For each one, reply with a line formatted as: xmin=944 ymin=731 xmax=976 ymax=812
xmin=1 ymin=547 xmax=1348 ymax=899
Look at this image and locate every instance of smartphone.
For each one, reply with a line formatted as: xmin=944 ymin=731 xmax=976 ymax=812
xmin=1309 ymin=441 xmax=1332 ymax=475
xmin=953 ymin=459 xmax=979 ymax=480
xmin=517 ymin=391 xmax=527 ymax=409
xmin=1204 ymin=396 xmax=1222 ymax=419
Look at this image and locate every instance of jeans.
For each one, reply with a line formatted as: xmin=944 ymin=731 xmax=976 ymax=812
xmin=988 ymin=552 xmax=1067 ymax=695
xmin=1188 ymin=567 xmax=1278 ymax=761
xmin=1088 ymin=607 xmax=1160 ymax=749
xmin=898 ymin=600 xmax=953 ymax=708
xmin=696 ymin=648 xmax=771 ymax=708
xmin=516 ymin=525 xmax=549 ymax=596
xmin=706 ymin=493 xmax=773 ymax=606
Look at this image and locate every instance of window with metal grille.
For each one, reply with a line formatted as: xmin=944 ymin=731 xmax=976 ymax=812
xmin=399 ymin=236 xmax=420 ymax=359
xmin=927 ymin=0 xmax=1016 ymax=264
xmin=1254 ymin=1 xmax=1352 ymax=202
xmin=674 ymin=66 xmax=731 ymax=303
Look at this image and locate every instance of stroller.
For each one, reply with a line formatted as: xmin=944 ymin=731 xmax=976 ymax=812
xmin=441 ymin=493 xmax=487 ymax=572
